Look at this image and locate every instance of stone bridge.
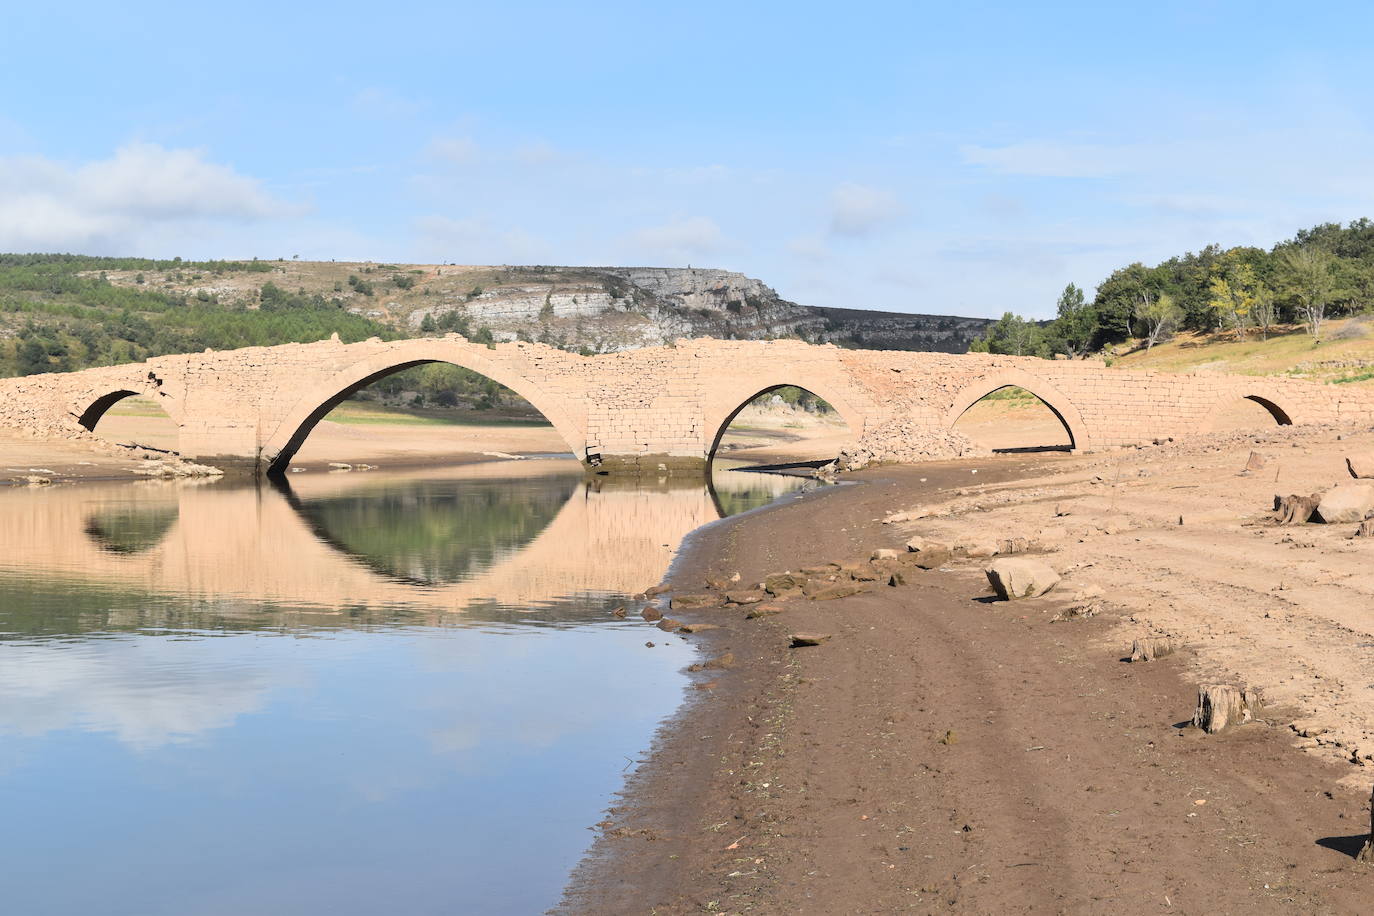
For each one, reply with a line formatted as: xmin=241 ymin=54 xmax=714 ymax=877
xmin=2 ymin=334 xmax=1371 ymax=474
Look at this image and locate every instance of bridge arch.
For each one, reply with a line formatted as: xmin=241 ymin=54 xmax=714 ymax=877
xmin=261 ymin=341 xmax=585 ymax=475
xmin=1200 ymin=386 xmax=1297 ymax=432
xmin=74 ymin=376 xmax=183 ymax=433
xmin=944 ymin=368 xmax=1089 ymax=451
xmin=705 ymin=377 xmax=867 ymax=462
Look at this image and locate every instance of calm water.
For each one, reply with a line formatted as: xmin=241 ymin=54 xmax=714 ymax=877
xmin=0 ymin=459 xmax=819 ymax=916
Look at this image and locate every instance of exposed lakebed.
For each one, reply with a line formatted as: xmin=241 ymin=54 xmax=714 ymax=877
xmin=0 ymin=458 xmax=821 ymax=915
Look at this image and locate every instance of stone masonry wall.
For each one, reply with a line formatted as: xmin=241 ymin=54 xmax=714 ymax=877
xmin=0 ymin=335 xmax=1370 ymax=474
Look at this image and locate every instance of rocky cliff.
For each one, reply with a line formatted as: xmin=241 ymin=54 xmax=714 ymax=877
xmin=401 ymin=265 xmax=991 ymax=353
xmin=97 ymin=261 xmax=992 ymax=354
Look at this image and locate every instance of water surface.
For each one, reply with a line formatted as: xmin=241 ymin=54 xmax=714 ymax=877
xmin=0 ymin=459 xmax=817 ymax=915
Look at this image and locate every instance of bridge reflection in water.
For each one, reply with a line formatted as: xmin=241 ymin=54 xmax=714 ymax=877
xmin=0 ymin=459 xmax=821 ymax=915
xmin=0 ymin=458 xmax=820 ymax=631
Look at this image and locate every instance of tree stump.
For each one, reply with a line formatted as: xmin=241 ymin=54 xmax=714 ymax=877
xmin=1359 ymin=784 xmax=1373 ymax=864
xmin=1129 ymin=637 xmax=1176 ymax=662
xmin=1275 ymin=493 xmax=1320 ymax=526
xmin=1357 ymin=519 xmax=1374 ymax=539
xmin=1192 ymin=684 xmax=1262 ymax=733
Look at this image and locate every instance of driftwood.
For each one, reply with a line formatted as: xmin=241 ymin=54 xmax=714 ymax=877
xmin=1192 ymin=684 xmax=1263 ymax=733
xmin=1129 ymin=637 xmax=1176 ymax=662
xmin=1275 ymin=493 xmax=1320 ymax=526
xmin=1359 ymin=785 xmax=1373 ymax=863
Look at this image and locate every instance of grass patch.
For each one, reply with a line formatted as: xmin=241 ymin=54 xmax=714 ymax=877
xmin=324 ymin=402 xmax=551 ymax=427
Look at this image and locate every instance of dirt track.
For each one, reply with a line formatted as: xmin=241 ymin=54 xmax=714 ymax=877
xmin=562 ymin=456 xmax=1374 ymax=914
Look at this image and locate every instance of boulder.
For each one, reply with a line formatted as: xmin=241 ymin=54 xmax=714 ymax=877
xmin=677 ymin=622 xmax=720 ymax=634
xmin=644 ymin=584 xmax=672 ymax=597
xmin=871 ymin=548 xmax=900 ymax=561
xmin=804 ymin=581 xmax=868 ymax=601
xmin=1275 ymin=493 xmax=1320 ymax=526
xmin=1192 ymin=684 xmax=1262 ymax=733
xmin=656 ymin=617 xmax=684 ymax=632
xmin=1316 ymin=483 xmax=1374 ymax=524
xmin=764 ymin=573 xmax=808 ymax=595
xmin=745 ymin=603 xmax=784 ymax=619
xmin=789 ymin=633 xmax=832 ymax=648
xmin=997 ymin=536 xmax=1031 ymax=555
xmin=888 ymin=570 xmax=906 ymax=587
xmin=985 ymin=558 xmax=1060 ymax=600
xmin=962 ymin=541 xmax=999 ymax=559
xmin=904 ymin=537 xmax=952 ymax=569
xmin=688 ymin=652 xmax=735 ymax=672
xmin=1347 ymin=455 xmax=1374 ymax=480
xmin=1129 ymin=636 xmax=1177 ymax=662
xmin=724 ymin=590 xmax=766 ymax=606
xmin=640 ymin=606 xmax=663 ymax=622
xmin=800 ymin=563 xmax=841 ymax=575
xmin=671 ymin=592 xmax=725 ymax=610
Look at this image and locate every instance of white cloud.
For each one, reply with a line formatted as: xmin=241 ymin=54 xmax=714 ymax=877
xmin=0 ymin=639 xmax=298 ymax=750
xmin=828 ymin=182 xmax=903 ymax=237
xmin=959 ymin=140 xmax=1137 ymax=178
xmin=625 ymin=216 xmax=724 ymax=261
xmin=0 ymin=143 xmax=297 ymax=253
xmin=426 ymin=136 xmax=480 ymax=164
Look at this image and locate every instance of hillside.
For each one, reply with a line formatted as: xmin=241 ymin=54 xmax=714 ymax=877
xmin=0 ymin=255 xmax=992 ymax=378
xmin=1110 ymin=317 xmax=1374 ymax=385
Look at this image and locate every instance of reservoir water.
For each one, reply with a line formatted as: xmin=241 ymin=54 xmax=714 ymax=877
xmin=0 ymin=459 xmax=820 ymax=915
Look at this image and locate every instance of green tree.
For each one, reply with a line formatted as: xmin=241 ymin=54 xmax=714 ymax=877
xmin=1279 ymin=245 xmax=1337 ymax=340
xmin=1134 ymin=292 xmax=1183 ymax=350
xmin=1051 ymin=282 xmax=1094 ymax=357
xmin=969 ymin=312 xmax=1047 ymax=357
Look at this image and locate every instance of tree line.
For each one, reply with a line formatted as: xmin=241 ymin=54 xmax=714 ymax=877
xmin=0 ymin=256 xmax=394 ymax=376
xmin=970 ymin=219 xmax=1374 ymax=357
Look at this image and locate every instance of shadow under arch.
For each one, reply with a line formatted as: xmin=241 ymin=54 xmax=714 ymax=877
xmin=1203 ymin=393 xmax=1294 ymax=431
xmin=706 ymin=382 xmax=865 ymax=465
xmin=944 ymin=369 xmax=1088 ymax=452
xmin=262 ymin=347 xmax=584 ymax=476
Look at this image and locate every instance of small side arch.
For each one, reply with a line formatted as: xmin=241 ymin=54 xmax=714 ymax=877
xmin=944 ymin=368 xmax=1090 ymax=452
xmin=705 ymin=379 xmax=867 ymax=462
xmin=261 ymin=342 xmax=586 ymax=475
xmin=1200 ymin=390 xmax=1296 ymax=432
xmin=76 ymin=389 xmax=142 ymax=431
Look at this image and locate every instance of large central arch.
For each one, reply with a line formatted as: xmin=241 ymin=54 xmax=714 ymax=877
xmin=261 ymin=342 xmax=585 ymax=475
xmin=944 ymin=368 xmax=1089 ymax=452
xmin=705 ymin=377 xmax=867 ymax=462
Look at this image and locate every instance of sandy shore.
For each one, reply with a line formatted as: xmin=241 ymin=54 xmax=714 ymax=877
xmin=562 ymin=437 xmax=1374 ymax=913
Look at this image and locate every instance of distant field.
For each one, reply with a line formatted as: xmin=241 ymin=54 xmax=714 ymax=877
xmin=324 ymin=402 xmax=552 ymax=428
xmin=103 ymin=397 xmax=553 ymax=428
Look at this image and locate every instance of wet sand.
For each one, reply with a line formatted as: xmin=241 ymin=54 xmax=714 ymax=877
xmin=562 ymin=444 xmax=1374 ymax=914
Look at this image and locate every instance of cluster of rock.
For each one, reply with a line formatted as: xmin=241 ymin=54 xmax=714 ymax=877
xmin=829 ymin=421 xmax=985 ymax=472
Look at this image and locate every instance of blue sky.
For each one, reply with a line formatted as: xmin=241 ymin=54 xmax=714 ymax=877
xmin=3 ymin=1 xmax=1372 ymax=318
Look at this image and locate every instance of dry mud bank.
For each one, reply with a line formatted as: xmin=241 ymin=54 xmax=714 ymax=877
xmin=562 ymin=446 xmax=1373 ymax=914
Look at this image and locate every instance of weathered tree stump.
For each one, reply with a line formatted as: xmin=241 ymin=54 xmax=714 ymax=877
xmin=1129 ymin=637 xmax=1176 ymax=662
xmin=1359 ymin=784 xmax=1373 ymax=864
xmin=1275 ymin=493 xmax=1320 ymax=526
xmin=1192 ymin=684 xmax=1262 ymax=733
xmin=1357 ymin=519 xmax=1374 ymax=539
